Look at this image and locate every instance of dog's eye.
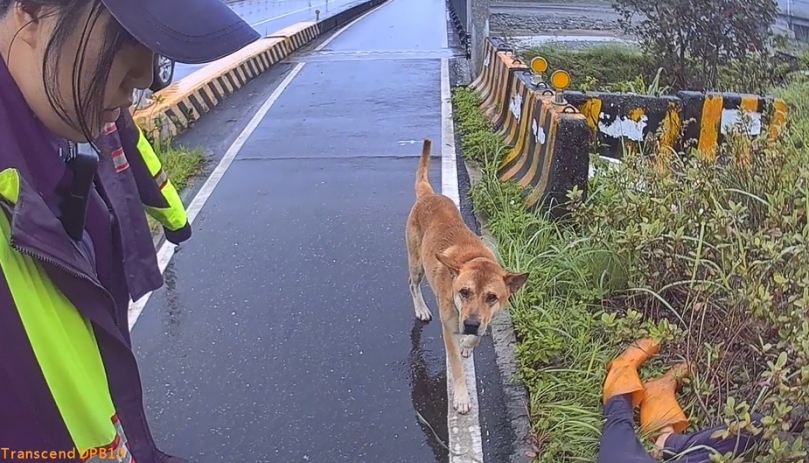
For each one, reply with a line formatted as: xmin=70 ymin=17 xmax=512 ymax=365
xmin=486 ymin=293 xmax=498 ymax=304
xmin=459 ymin=288 xmax=471 ymax=299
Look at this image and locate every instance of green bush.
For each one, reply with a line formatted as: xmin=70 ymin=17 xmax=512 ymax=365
xmin=522 ymin=44 xmax=657 ymax=93
xmin=612 ymin=0 xmax=778 ymax=91
xmin=452 ymin=77 xmax=809 ymax=461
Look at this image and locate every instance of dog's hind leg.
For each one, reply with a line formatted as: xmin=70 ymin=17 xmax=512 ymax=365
xmin=408 ymin=256 xmax=432 ymax=321
xmin=407 ymin=228 xmax=432 ymax=321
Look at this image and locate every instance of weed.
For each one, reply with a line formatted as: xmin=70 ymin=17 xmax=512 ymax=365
xmin=521 ymin=44 xmax=655 ymax=93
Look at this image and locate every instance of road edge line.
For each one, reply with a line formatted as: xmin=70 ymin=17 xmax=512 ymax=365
xmin=441 ymin=11 xmax=486 ymax=463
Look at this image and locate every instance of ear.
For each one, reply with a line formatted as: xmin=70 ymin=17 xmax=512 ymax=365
xmin=503 ymin=272 xmax=529 ymax=293
xmin=13 ymin=2 xmax=45 ymax=48
xmin=435 ymin=252 xmax=461 ymax=278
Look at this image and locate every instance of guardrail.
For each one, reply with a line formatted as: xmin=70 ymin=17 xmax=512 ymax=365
xmin=446 ymin=0 xmax=471 ymax=59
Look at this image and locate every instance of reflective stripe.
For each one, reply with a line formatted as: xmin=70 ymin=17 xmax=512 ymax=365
xmin=112 ymin=415 xmax=127 ymax=445
xmin=82 ymin=415 xmax=135 ymax=463
xmin=111 ymin=148 xmax=129 ymax=173
xmin=103 ymin=123 xmax=117 ymax=136
xmin=153 ymin=169 xmax=168 ymax=190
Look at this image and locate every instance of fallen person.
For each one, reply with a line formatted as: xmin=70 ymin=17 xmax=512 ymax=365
xmin=598 ymin=338 xmax=762 ymax=463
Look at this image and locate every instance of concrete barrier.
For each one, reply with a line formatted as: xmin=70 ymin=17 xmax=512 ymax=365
xmin=481 ymin=51 xmax=528 ymax=131
xmin=133 ymin=37 xmax=291 ymax=140
xmin=463 ymin=36 xmax=792 ymax=218
xmin=498 ymin=92 xmax=590 ymax=217
xmin=561 ymin=90 xmax=788 ymax=161
xmin=468 ymin=38 xmax=510 ymax=100
xmin=470 ymin=38 xmax=589 ymax=216
xmin=495 ymin=69 xmax=532 ymax=147
xmin=678 ymin=91 xmax=788 ymax=160
xmin=564 ymin=91 xmax=683 ymax=160
xmin=267 ymin=22 xmax=321 ymax=51
xmin=133 ymin=0 xmax=389 ymax=142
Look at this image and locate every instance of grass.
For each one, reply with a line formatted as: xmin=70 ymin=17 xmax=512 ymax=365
xmin=522 ymin=44 xmax=655 ymax=93
xmin=452 ymin=71 xmax=809 ymax=461
xmin=143 ymin=140 xmax=205 ymax=235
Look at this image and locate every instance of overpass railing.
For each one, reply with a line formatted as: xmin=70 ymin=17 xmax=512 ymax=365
xmin=447 ymin=0 xmax=471 ymax=59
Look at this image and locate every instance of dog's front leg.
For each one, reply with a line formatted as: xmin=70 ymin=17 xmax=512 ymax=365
xmin=460 ymin=335 xmax=480 ymax=358
xmin=442 ymin=322 xmax=471 ymax=414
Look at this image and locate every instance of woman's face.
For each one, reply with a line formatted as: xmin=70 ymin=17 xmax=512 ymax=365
xmin=0 ymin=2 xmax=155 ymax=142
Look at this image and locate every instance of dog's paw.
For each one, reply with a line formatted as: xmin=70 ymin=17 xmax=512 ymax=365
xmin=415 ymin=306 xmax=433 ymax=321
xmin=453 ymin=392 xmax=471 ymax=414
xmin=461 ymin=335 xmax=479 ymax=357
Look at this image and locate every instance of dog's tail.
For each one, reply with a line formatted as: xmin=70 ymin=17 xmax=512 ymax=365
xmin=415 ymin=138 xmax=434 ymax=198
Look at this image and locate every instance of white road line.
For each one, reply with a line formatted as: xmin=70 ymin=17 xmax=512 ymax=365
xmin=441 ymin=9 xmax=485 ymax=463
xmin=128 ymin=0 xmax=388 ymax=331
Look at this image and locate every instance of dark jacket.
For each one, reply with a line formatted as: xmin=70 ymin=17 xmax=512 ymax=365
xmin=0 ymin=57 xmax=190 ymax=463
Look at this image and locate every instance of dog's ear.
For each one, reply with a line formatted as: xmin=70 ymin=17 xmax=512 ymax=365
xmin=436 ymin=252 xmax=461 ymax=278
xmin=503 ymin=272 xmax=529 ymax=293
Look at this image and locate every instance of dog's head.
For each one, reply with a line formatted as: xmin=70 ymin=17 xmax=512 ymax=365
xmin=436 ymin=253 xmax=529 ymax=336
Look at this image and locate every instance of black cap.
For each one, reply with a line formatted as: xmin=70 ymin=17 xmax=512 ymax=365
xmin=101 ymin=0 xmax=262 ymax=64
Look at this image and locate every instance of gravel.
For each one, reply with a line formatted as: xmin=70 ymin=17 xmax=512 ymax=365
xmin=509 ymin=35 xmax=638 ymax=51
xmin=489 ymin=1 xmax=625 ymax=36
xmin=491 ymin=12 xmax=621 ymax=34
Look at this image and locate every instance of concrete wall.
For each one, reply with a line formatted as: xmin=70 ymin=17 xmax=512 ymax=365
xmin=470 ymin=0 xmax=491 ymax=79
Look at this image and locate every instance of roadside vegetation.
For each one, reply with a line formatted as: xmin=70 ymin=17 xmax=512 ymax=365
xmin=454 ymin=0 xmax=809 ymax=461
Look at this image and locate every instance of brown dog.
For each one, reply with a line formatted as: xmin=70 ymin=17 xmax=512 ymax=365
xmin=405 ymin=138 xmax=529 ymax=414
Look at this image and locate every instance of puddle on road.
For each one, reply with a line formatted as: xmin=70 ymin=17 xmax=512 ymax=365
xmin=407 ymin=319 xmax=450 ymax=462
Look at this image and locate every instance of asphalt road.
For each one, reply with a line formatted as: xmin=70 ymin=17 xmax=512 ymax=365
xmin=173 ymin=0 xmax=366 ymax=81
xmin=131 ymin=0 xmax=520 ymax=461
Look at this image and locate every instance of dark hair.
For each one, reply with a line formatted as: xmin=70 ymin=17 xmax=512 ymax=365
xmin=1 ymin=0 xmax=134 ymax=149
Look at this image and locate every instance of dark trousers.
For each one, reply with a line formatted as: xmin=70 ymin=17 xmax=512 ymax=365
xmin=597 ymin=395 xmax=761 ymax=463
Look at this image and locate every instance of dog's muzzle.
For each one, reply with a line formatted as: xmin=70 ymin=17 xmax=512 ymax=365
xmin=462 ymin=317 xmax=480 ymax=336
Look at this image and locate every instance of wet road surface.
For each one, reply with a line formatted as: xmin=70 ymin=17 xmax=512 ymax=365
xmin=173 ymin=0 xmax=365 ymax=81
xmin=132 ymin=0 xmax=520 ymax=461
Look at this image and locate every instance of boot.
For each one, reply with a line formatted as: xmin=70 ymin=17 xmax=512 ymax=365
xmin=602 ymin=338 xmax=661 ymax=407
xmin=639 ymin=363 xmax=691 ymax=435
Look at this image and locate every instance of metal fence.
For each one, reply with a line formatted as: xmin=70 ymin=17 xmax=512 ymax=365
xmin=447 ymin=0 xmax=471 ymax=58
xmin=781 ymin=0 xmax=809 ymax=19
